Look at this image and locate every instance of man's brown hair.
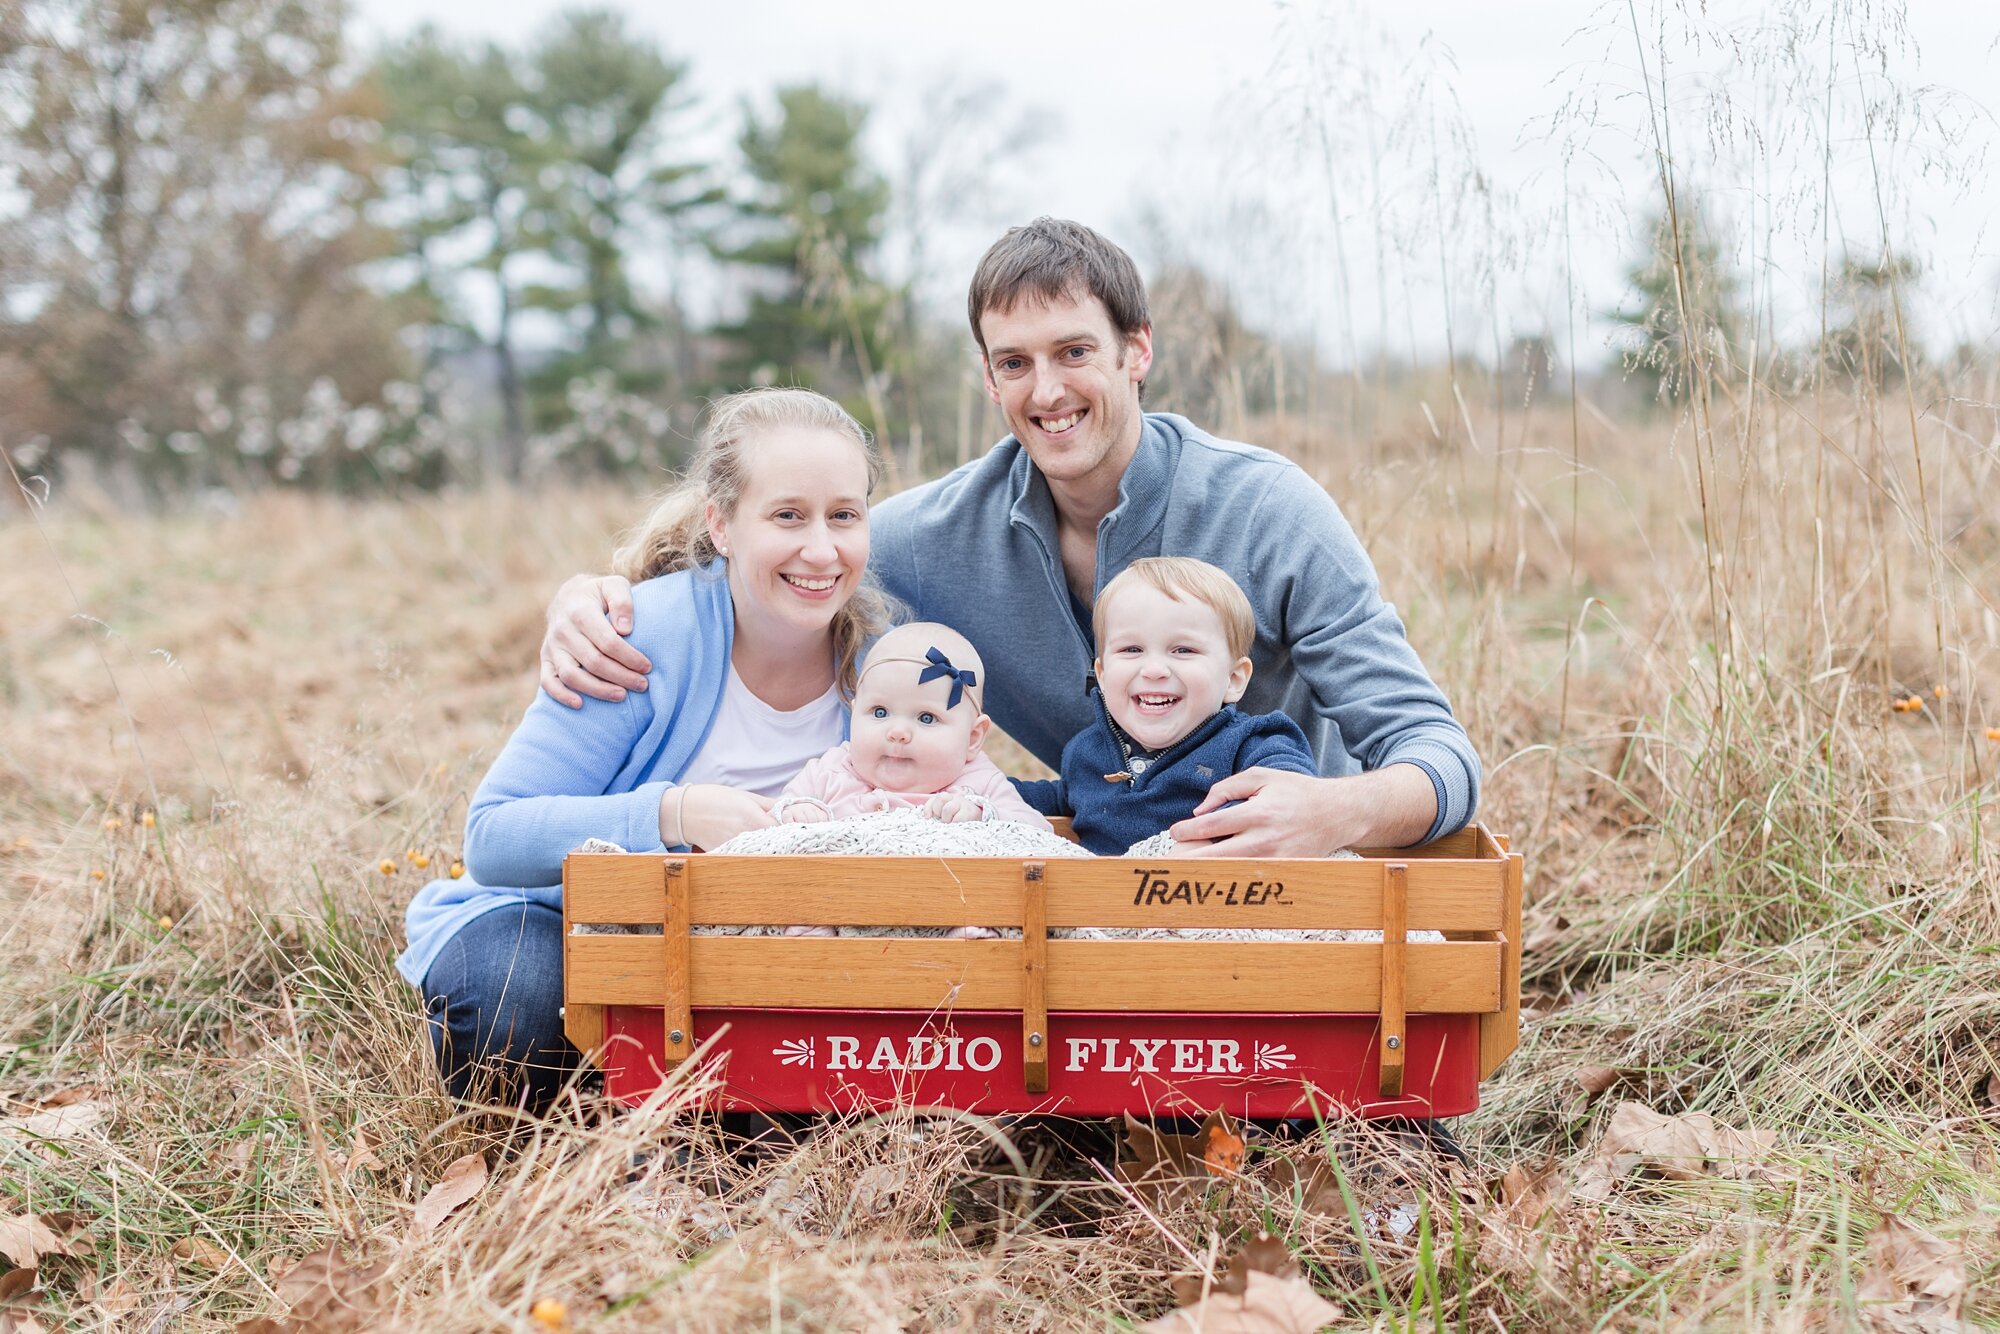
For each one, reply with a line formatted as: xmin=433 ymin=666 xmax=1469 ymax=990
xmin=967 ymin=217 xmax=1151 ymax=358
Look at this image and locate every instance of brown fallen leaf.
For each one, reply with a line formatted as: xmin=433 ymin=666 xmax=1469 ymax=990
xmin=93 ymin=1277 xmax=138 ymax=1318
xmin=0 ymin=1215 xmax=70 ymax=1270
xmin=1983 ymin=1074 xmax=1998 ymax=1113
xmin=1522 ymin=910 xmax=1570 ymax=954
xmin=408 ymin=1151 xmax=488 ymax=1236
xmin=236 ymin=1241 xmax=392 ymax=1334
xmin=0 ymin=1269 xmax=34 ymax=1302
xmin=40 ymin=1086 xmax=106 ymax=1109
xmin=1143 ymin=1270 xmax=1342 ymax=1332
xmin=0 ymin=1102 xmax=106 ymax=1152
xmin=1259 ymin=1151 xmax=1346 ymax=1218
xmin=1574 ymin=1065 xmax=1626 ymax=1097
xmin=1477 ymin=1157 xmax=1569 ymax=1277
xmin=1572 ymin=1101 xmax=1777 ymax=1199
xmin=1855 ymin=1214 xmax=1968 ymax=1333
xmin=1171 ymin=1230 xmax=1299 ymax=1305
xmin=172 ymin=1236 xmax=232 ymax=1269
xmin=1119 ymin=1110 xmax=1239 ymax=1195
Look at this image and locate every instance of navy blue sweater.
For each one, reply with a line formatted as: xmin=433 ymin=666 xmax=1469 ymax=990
xmin=1014 ymin=695 xmax=1319 ymax=855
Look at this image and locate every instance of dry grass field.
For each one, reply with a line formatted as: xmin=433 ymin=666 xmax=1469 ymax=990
xmin=3 ymin=386 xmax=1999 ymax=1330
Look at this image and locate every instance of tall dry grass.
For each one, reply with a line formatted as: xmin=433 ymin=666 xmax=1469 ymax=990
xmin=3 ymin=356 xmax=1997 ymax=1328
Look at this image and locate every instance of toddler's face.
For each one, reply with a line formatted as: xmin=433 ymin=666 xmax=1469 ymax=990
xmin=848 ymin=661 xmax=990 ymax=794
xmin=1095 ymin=582 xmax=1252 ymax=752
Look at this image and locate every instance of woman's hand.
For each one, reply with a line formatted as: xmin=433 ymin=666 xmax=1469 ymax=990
xmin=922 ymin=792 xmax=985 ymax=823
xmin=661 ymin=784 xmax=775 ymax=851
xmin=541 ymin=573 xmax=646 ymax=708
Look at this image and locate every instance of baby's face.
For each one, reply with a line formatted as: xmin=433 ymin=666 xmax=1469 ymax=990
xmin=1095 ymin=582 xmax=1252 ymax=752
xmin=848 ymin=661 xmax=988 ymax=794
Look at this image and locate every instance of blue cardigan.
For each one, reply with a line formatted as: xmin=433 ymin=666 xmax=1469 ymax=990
xmin=1014 ymin=694 xmax=1319 ymax=855
xmin=399 ymin=563 xmax=765 ymax=986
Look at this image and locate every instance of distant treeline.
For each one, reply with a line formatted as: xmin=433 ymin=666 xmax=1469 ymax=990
xmin=0 ymin=2 xmax=1951 ymax=499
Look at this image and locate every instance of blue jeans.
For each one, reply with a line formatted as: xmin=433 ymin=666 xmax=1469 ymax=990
xmin=419 ymin=902 xmax=580 ymax=1111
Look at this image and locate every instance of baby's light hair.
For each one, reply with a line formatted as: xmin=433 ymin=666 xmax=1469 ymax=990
xmin=1094 ymin=557 xmax=1256 ymax=659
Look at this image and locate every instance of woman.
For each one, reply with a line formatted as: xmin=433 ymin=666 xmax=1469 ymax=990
xmin=397 ymin=388 xmax=891 ymax=1109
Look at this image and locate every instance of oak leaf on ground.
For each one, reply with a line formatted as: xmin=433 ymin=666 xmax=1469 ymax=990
xmin=1855 ymin=1214 xmax=1970 ymax=1333
xmin=407 ymin=1151 xmax=488 ymax=1237
xmin=1142 ymin=1271 xmax=1341 ymax=1333
xmin=235 ymin=1241 xmax=390 ymax=1334
xmin=0 ymin=1215 xmax=70 ymax=1270
xmin=1572 ymin=1101 xmax=1777 ymax=1199
xmin=1118 ymin=1110 xmax=1239 ymax=1197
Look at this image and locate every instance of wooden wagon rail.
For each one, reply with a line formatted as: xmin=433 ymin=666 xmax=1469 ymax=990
xmin=561 ymin=824 xmax=1522 ymax=1114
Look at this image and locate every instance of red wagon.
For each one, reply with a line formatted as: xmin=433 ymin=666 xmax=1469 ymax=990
xmin=560 ymin=824 xmax=1522 ymax=1120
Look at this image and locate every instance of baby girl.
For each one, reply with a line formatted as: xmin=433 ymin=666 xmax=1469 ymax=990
xmin=772 ymin=622 xmax=1051 ymax=831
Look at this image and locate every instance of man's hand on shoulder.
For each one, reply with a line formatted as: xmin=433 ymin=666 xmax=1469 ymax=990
xmin=541 ymin=573 xmax=649 ymax=708
xmin=1169 ymin=763 xmax=1438 ymax=857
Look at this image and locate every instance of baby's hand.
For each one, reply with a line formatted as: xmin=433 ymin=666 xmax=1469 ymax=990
xmin=774 ymin=798 xmax=831 ymax=825
xmin=922 ymin=792 xmax=984 ymax=823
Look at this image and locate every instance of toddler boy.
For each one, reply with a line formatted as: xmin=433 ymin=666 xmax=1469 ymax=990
xmin=1015 ymin=557 xmax=1316 ymax=854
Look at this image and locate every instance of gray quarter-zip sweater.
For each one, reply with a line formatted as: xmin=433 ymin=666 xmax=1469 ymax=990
xmin=869 ymin=413 xmax=1479 ymax=842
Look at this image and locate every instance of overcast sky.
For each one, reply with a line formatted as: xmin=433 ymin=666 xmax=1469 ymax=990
xmin=349 ymin=0 xmax=2000 ymax=365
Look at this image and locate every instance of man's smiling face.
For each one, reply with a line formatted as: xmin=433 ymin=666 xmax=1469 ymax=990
xmin=978 ymin=289 xmax=1152 ymax=495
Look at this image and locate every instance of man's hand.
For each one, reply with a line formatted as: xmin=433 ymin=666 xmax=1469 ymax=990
xmin=662 ymin=784 xmax=775 ymax=852
xmin=541 ymin=573 xmax=648 ymax=708
xmin=1168 ymin=764 xmax=1438 ymax=858
xmin=922 ymin=792 xmax=985 ymax=823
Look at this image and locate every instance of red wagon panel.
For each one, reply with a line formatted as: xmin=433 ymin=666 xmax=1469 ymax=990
xmin=601 ymin=1006 xmax=1481 ymax=1118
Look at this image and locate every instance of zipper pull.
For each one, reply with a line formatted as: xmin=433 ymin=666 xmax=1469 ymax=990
xmin=1102 ymin=771 xmax=1130 ymax=784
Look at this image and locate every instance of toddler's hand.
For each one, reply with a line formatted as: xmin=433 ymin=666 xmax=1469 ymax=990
xmin=922 ymin=792 xmax=983 ymax=823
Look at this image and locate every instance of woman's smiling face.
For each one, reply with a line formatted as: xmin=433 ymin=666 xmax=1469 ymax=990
xmin=708 ymin=426 xmax=872 ymax=645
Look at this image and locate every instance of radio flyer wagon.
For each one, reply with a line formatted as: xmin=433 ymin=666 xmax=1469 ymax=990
xmin=560 ymin=824 xmax=1521 ymax=1119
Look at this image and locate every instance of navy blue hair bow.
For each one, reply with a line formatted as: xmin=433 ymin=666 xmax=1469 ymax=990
xmin=918 ymin=646 xmax=978 ymax=710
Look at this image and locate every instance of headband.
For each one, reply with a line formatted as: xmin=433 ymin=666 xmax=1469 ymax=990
xmin=858 ymin=646 xmax=981 ymax=711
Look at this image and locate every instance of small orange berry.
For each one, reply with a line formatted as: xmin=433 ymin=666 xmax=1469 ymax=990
xmin=378 ymin=859 xmax=397 ymax=875
xmin=141 ymin=811 xmax=156 ymax=828
xmin=530 ymin=1298 xmax=569 ymax=1331
xmin=1933 ymin=685 xmax=1949 ymax=699
xmin=411 ymin=854 xmax=431 ymax=869
xmin=91 ymin=868 xmax=106 ymax=880
xmin=1986 ymin=727 xmax=2000 ymax=742
xmin=449 ymin=861 xmax=465 ymax=879
xmin=103 ymin=816 xmax=124 ymax=830
xmin=158 ymin=915 xmax=173 ymax=930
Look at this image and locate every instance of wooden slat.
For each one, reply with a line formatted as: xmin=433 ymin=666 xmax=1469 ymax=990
xmin=1355 ymin=826 xmax=1481 ymax=859
xmin=1479 ymin=841 xmax=1525 ymax=1078
xmin=561 ymin=856 xmax=609 ymax=1064
xmin=565 ymin=937 xmax=1501 ymax=1013
xmin=663 ymin=859 xmax=693 ymax=1066
xmin=1379 ymin=862 xmax=1407 ymax=1098
xmin=561 ymin=855 xmax=1504 ymax=932
xmin=563 ymin=853 xmax=670 ymax=923
xmin=1021 ymin=862 xmax=1047 ymax=1093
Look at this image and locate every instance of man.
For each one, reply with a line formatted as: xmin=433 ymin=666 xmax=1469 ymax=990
xmin=541 ymin=217 xmax=1477 ymax=854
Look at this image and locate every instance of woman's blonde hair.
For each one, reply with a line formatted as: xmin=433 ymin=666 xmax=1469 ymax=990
xmin=611 ymin=388 xmax=892 ymax=699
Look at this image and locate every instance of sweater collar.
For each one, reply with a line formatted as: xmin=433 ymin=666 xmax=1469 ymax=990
xmin=1007 ymin=414 xmax=1181 ymax=571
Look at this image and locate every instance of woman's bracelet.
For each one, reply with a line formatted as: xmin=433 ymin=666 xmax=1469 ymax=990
xmin=668 ymin=784 xmax=691 ymax=848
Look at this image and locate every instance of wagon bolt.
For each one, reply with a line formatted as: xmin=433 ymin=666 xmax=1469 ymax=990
xmin=1028 ymin=1032 xmax=1043 ymax=1047
xmin=668 ymin=1029 xmax=686 ymax=1044
xmin=1386 ymin=1036 xmax=1402 ymax=1050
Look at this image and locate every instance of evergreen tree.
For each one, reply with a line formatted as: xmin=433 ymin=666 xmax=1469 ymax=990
xmin=522 ymin=10 xmax=713 ymax=357
xmin=717 ymin=85 xmax=892 ymax=394
xmin=376 ymin=28 xmax=540 ymax=470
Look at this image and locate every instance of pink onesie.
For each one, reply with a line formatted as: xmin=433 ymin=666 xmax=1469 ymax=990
xmin=777 ymin=742 xmax=1053 ymax=831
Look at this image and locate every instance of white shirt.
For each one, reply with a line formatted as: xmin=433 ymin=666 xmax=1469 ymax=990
xmin=676 ymin=665 xmax=845 ymax=797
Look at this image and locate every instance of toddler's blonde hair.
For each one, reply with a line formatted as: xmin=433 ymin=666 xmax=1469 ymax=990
xmin=1093 ymin=557 xmax=1255 ymax=659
